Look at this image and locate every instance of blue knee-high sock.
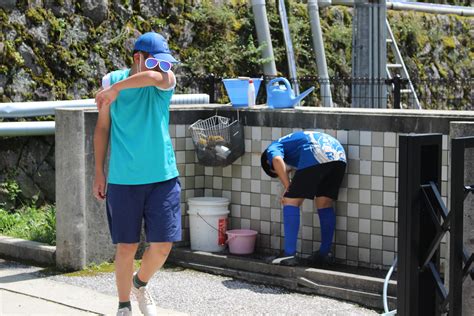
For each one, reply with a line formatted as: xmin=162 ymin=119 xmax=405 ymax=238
xmin=318 ymin=207 xmax=336 ymax=256
xmin=283 ymin=205 xmax=300 ymax=256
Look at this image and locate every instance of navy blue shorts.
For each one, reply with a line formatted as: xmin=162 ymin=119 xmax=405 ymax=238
xmin=106 ymin=177 xmax=182 ymax=244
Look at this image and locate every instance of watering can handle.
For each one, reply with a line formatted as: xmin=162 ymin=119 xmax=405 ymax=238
xmin=267 ymin=77 xmax=292 ymax=92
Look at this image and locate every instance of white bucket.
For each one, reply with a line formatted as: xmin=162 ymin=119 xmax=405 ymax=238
xmin=187 ymin=197 xmax=230 ymax=252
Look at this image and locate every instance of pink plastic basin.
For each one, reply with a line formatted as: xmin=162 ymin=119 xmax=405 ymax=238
xmin=226 ymin=229 xmax=258 ymax=255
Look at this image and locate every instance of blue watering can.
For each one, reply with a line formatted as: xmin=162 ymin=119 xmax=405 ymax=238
xmin=266 ymin=77 xmax=315 ymax=108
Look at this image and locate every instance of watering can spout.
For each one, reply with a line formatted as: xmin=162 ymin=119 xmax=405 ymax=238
xmin=292 ymin=87 xmax=315 ymax=106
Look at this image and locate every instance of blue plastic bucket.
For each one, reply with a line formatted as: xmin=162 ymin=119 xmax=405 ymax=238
xmin=222 ymin=78 xmax=262 ymax=107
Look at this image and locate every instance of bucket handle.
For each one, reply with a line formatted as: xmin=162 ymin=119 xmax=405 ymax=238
xmin=196 ymin=212 xmax=227 ymax=235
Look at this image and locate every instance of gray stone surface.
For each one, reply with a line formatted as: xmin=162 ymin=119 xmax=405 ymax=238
xmin=81 ymin=0 xmax=109 ymax=26
xmin=449 ymin=121 xmax=474 ymax=316
xmin=0 ymin=0 xmax=16 ymax=11
xmin=0 ymin=235 xmax=55 ymax=266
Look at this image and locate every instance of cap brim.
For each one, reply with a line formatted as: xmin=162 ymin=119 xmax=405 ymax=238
xmin=151 ymin=53 xmax=179 ymax=64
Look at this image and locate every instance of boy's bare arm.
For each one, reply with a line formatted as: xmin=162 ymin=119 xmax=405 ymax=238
xmin=95 ymin=71 xmax=175 ymax=110
xmin=93 ymin=104 xmax=111 ymax=200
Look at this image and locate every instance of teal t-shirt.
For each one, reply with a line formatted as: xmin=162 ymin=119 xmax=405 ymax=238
xmin=105 ymin=69 xmax=179 ymax=184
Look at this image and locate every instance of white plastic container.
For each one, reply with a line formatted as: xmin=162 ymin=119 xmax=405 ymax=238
xmin=187 ymin=197 xmax=230 ymax=252
xmin=247 ymin=79 xmax=256 ymax=108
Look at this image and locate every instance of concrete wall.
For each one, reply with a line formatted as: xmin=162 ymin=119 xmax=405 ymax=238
xmin=55 ymin=106 xmax=474 ymax=270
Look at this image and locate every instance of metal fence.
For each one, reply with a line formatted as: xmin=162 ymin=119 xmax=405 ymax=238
xmin=175 ymin=75 xmax=473 ymax=110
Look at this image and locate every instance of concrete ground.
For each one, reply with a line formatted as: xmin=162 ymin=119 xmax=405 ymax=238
xmin=0 ymin=258 xmax=379 ymax=315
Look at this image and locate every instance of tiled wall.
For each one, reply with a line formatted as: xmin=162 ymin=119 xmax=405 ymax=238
xmin=170 ymin=121 xmax=450 ymax=269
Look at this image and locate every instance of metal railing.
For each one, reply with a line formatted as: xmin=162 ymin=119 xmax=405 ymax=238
xmin=178 ymin=75 xmax=472 ymax=110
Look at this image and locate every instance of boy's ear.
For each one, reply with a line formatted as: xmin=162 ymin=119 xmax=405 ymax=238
xmin=133 ymin=52 xmax=141 ymax=63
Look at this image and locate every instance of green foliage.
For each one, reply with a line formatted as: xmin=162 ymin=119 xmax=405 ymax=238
xmin=0 ymin=205 xmax=56 ymax=246
xmin=0 ymin=178 xmax=21 ymax=203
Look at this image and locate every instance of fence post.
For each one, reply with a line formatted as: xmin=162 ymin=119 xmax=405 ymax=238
xmin=393 ymin=75 xmax=401 ymax=109
xmin=207 ymin=74 xmax=216 ymax=104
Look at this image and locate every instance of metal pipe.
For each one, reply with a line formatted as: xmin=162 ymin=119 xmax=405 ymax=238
xmin=0 ymin=94 xmax=210 ymax=118
xmin=308 ymin=0 xmax=333 ymax=107
xmin=327 ymin=0 xmax=474 ymax=16
xmin=251 ymin=0 xmax=278 ymax=76
xmin=0 ymin=121 xmax=55 ymax=136
xmin=278 ymin=0 xmax=300 ymax=96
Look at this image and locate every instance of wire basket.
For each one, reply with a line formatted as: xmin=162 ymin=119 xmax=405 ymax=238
xmin=189 ymin=115 xmax=245 ymax=166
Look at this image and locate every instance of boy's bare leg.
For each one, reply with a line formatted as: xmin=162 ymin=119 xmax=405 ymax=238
xmin=115 ymin=243 xmax=139 ymax=302
xmin=136 ymin=242 xmax=173 ymax=282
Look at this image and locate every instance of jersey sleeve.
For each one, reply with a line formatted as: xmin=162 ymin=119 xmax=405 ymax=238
xmin=266 ymin=141 xmax=284 ymax=168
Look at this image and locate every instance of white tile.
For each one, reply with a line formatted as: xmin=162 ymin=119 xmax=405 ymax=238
xmin=213 ymin=177 xmax=222 ymax=190
xmin=241 ymin=192 xmax=251 ymax=205
xmin=383 ymin=222 xmax=395 ymax=236
xmin=251 ymin=207 xmax=260 ymax=220
xmin=337 ymin=130 xmax=348 ymax=145
xmin=245 ymin=139 xmax=251 ymax=152
xmin=222 ymin=190 xmax=231 ymax=200
xmin=384 ymin=162 xmax=396 ymax=177
xmin=176 ymin=151 xmax=185 ymax=164
xmin=383 ymin=251 xmax=395 ymax=265
xmin=272 ymin=127 xmax=282 ymax=140
xmin=348 ymin=174 xmax=359 ymax=188
xmin=185 ymin=138 xmax=194 ymax=150
xmin=251 ymin=180 xmax=261 ymax=193
xmin=242 ymin=166 xmax=251 ymax=179
xmin=348 ymin=145 xmax=360 ymax=160
xmin=359 ymin=248 xmax=370 ymax=262
xmin=383 ymin=192 xmax=396 ymax=207
xmin=252 ymin=126 xmax=261 ymax=140
xmin=261 ymin=194 xmax=271 ymax=208
xmin=442 ymin=165 xmax=448 ymax=181
xmin=260 ymin=221 xmax=270 ymax=235
xmin=371 ymin=235 xmax=383 ymax=250
xmin=338 ymin=188 xmax=348 ymax=202
xmin=302 ymin=226 xmax=313 ymax=240
xmin=176 ymin=125 xmax=186 ymax=137
xmin=347 ymin=232 xmax=358 ymax=246
xmin=384 ymin=132 xmax=396 ymax=147
xmin=372 ymin=147 xmax=384 ymax=161
xmin=204 ymin=167 xmax=213 ymax=176
xmin=313 ymin=214 xmax=321 ymax=227
xmin=360 ymin=161 xmax=371 ymax=175
xmin=231 ymin=205 xmax=241 ymax=217
xmin=222 ymin=166 xmax=232 ymax=177
xmin=271 ymin=236 xmax=280 ymax=249
xmin=261 ymin=140 xmax=271 ymax=152
xmin=359 ymin=219 xmax=370 ymax=233
xmin=251 ymin=153 xmax=260 ymax=167
xmin=360 ymin=131 xmax=372 ymax=146
xmin=348 ymin=203 xmax=359 ymax=217
xmin=371 ymin=176 xmax=383 ymax=191
xmin=335 ymin=245 xmax=347 ymax=259
xmin=241 ymin=219 xmax=251 ymax=229
xmin=232 ymin=178 xmax=241 ymax=191
xmin=271 ymin=209 xmax=281 ymax=222
xmin=185 ymin=164 xmax=195 ymax=177
xmin=359 ymin=190 xmax=371 ymax=204
xmin=442 ymin=135 xmax=448 ymax=150
xmin=195 ymin=176 xmax=204 ymax=188
xmin=336 ymin=216 xmax=347 ymax=230
xmin=371 ymin=205 xmax=383 ymax=220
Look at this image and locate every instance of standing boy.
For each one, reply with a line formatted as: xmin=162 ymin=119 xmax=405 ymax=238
xmin=261 ymin=131 xmax=346 ymax=266
xmin=93 ymin=32 xmax=180 ymax=316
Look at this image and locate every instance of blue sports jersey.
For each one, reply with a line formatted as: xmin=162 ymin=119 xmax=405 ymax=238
xmin=266 ymin=131 xmax=346 ymax=170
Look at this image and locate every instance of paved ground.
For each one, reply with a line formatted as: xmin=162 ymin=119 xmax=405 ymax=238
xmin=1 ymin=259 xmax=379 ymax=315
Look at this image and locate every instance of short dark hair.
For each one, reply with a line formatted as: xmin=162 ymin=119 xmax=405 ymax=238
xmin=261 ymin=150 xmax=277 ymax=178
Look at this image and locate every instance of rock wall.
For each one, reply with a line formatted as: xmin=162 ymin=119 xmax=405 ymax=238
xmin=0 ymin=136 xmax=55 ymax=207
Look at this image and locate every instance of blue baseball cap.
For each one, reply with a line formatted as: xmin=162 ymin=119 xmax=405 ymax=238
xmin=133 ymin=32 xmax=178 ymax=63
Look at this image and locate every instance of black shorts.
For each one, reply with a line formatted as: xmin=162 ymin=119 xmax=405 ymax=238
xmin=284 ymin=161 xmax=346 ymax=200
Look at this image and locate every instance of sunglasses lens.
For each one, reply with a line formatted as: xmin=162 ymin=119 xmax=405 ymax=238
xmin=159 ymin=61 xmax=172 ymax=72
xmin=145 ymin=58 xmax=159 ymax=69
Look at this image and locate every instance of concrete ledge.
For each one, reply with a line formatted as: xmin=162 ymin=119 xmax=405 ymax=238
xmin=0 ymin=235 xmax=55 ymax=266
xmin=169 ymin=247 xmax=396 ymax=311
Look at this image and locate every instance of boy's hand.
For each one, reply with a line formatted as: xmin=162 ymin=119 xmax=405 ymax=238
xmin=95 ymin=86 xmax=118 ymax=111
xmin=93 ymin=172 xmax=107 ymax=200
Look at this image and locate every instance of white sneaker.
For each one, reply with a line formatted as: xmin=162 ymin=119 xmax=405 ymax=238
xmin=117 ymin=307 xmax=132 ymax=316
xmin=131 ymin=285 xmax=157 ymax=316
